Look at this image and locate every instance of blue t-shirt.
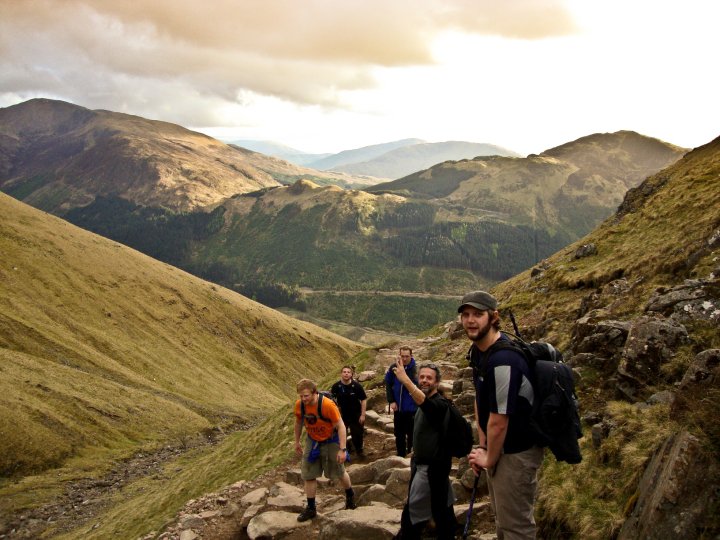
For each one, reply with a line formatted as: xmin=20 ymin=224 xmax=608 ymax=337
xmin=472 ymin=335 xmax=536 ymax=453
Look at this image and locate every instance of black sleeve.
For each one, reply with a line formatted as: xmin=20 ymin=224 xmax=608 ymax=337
xmin=419 ymin=395 xmax=449 ymax=425
xmin=330 ymin=382 xmax=340 ymax=399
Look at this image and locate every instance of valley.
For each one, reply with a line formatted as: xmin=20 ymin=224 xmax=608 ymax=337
xmin=0 ymin=100 xmax=688 ymax=337
xmin=1 ymin=96 xmax=718 ymax=538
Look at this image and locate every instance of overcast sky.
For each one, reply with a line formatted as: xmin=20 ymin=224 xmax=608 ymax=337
xmin=1 ymin=0 xmax=718 ymax=155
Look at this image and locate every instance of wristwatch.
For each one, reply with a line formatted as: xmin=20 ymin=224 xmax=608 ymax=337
xmin=340 ymin=447 xmax=347 ymax=451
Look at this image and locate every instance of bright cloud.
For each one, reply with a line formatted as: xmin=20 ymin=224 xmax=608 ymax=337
xmin=0 ymin=0 xmax=717 ymax=154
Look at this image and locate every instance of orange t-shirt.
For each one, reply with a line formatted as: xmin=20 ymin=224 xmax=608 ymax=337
xmin=294 ymin=396 xmax=340 ymax=442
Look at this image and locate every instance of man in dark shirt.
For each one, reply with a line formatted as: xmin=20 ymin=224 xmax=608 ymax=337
xmin=331 ymin=365 xmax=368 ymax=456
xmin=393 ymin=360 xmax=457 ymax=540
xmin=460 ymin=290 xmax=544 ymax=540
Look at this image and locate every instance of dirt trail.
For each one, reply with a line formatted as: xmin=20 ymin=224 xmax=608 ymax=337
xmin=0 ymin=428 xmax=240 ymax=539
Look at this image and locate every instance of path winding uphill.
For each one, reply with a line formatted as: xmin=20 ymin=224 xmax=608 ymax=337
xmin=156 ymin=337 xmax=499 ymax=540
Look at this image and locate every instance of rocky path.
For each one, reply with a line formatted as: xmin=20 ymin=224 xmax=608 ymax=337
xmin=3 ymin=336 xmax=497 ymax=539
xmin=155 ymin=337 xmax=498 ymax=539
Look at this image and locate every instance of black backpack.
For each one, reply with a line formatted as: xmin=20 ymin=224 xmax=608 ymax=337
xmin=300 ymin=391 xmax=339 ymax=423
xmin=442 ymin=398 xmax=474 ymax=458
xmin=469 ymin=332 xmax=583 ymax=464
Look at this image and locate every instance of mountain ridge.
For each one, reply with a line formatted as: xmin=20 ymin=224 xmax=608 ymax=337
xmin=329 ymin=140 xmax=522 ymax=178
xmin=0 ymin=99 xmax=379 ymax=213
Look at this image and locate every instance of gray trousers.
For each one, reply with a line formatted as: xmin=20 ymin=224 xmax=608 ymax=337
xmin=487 ymin=445 xmax=544 ymax=540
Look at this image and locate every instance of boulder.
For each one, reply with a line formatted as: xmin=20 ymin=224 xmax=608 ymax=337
xmin=371 ymin=456 xmax=410 ymax=479
xmin=179 ymin=514 xmax=204 ymax=530
xmin=318 ymin=504 xmax=401 ymax=539
xmin=347 ymin=462 xmax=378 ymax=485
xmin=444 ymin=320 xmax=466 ymax=340
xmin=266 ymin=482 xmax=305 ymax=511
xmin=356 ymin=483 xmax=403 ymax=507
xmin=678 ymin=349 xmax=720 ymax=391
xmin=246 ymin=510 xmax=312 ymax=539
xmin=454 ymin=391 xmax=476 ymax=416
xmin=384 ymin=468 xmax=412 ymax=501
xmin=240 ymin=503 xmax=263 ymax=528
xmin=616 ymin=316 xmax=688 ymax=399
xmin=240 ymin=487 xmax=268 ymax=507
xmin=573 ymin=243 xmax=598 ymax=259
xmin=646 ymin=278 xmax=719 ymax=324
xmin=366 ymin=390 xmax=388 ymax=412
xmin=572 ymin=319 xmax=630 ymax=368
xmin=357 ymin=370 xmax=377 ymax=382
xmin=284 ymin=468 xmax=302 ymax=486
xmin=364 ymin=409 xmax=382 ymax=426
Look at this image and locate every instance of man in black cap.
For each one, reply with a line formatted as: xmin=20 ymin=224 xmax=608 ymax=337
xmin=459 ymin=290 xmax=544 ymax=540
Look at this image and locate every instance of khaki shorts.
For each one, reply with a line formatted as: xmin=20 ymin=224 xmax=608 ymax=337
xmin=300 ymin=435 xmax=346 ymax=480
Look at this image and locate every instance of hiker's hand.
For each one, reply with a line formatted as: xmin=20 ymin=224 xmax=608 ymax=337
xmin=469 ymin=447 xmax=488 ymax=473
xmin=295 ymin=441 xmax=302 ymax=456
xmin=336 ymin=449 xmax=347 ymax=464
xmin=389 ymin=402 xmax=398 ymax=413
xmin=359 ymin=413 xmax=365 ymax=425
xmin=394 ymin=359 xmax=409 ymax=382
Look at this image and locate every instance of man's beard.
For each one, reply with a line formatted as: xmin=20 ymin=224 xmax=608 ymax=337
xmin=465 ymin=318 xmax=492 ymax=342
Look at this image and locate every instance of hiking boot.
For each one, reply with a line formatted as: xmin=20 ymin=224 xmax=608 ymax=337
xmin=345 ymin=496 xmax=357 ymax=510
xmin=297 ymin=506 xmax=317 ymax=522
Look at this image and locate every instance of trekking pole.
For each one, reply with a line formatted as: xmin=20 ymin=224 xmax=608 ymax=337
xmin=462 ymin=475 xmax=480 ymax=539
xmin=507 ymin=309 xmax=523 ymax=339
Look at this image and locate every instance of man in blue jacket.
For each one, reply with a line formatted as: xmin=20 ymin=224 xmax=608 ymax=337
xmin=384 ymin=346 xmax=418 ymax=457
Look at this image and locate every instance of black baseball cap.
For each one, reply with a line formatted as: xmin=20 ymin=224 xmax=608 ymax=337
xmin=457 ymin=290 xmax=498 ymax=313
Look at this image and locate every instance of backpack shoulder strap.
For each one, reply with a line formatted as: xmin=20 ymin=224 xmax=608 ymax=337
xmin=317 ymin=393 xmax=326 ymax=422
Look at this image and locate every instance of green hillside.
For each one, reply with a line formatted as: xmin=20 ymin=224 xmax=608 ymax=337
xmin=0 ymin=192 xmax=363 ymax=534
xmin=486 ymin=136 xmax=720 ymax=538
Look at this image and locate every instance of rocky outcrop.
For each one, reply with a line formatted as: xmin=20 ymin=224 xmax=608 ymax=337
xmin=646 ymin=277 xmax=720 ymax=324
xmin=616 ymin=316 xmax=688 ymax=400
xmin=618 ymin=430 xmax=719 ymax=540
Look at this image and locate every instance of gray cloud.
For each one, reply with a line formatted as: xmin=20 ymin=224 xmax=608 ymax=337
xmin=0 ymin=0 xmax=577 ymax=124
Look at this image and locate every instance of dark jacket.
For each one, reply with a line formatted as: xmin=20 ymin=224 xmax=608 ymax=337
xmin=384 ymin=358 xmax=419 ymax=414
xmin=330 ymin=379 xmax=367 ymax=422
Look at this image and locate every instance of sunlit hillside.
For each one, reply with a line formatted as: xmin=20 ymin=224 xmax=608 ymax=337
xmin=0 ymin=192 xmax=362 ymax=481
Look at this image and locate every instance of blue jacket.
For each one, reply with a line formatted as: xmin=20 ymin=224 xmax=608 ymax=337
xmin=384 ymin=358 xmax=419 ymax=414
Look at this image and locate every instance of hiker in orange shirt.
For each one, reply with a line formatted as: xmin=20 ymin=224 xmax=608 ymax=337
xmin=294 ymin=378 xmax=356 ymax=522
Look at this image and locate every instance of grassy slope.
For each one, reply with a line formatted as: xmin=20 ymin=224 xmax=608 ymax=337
xmin=493 ymin=136 xmax=719 ymax=344
xmin=52 ymin=348 xmax=377 ymax=539
xmin=0 ymin=192 xmax=363 ymax=526
xmin=489 ymin=138 xmax=720 ymax=538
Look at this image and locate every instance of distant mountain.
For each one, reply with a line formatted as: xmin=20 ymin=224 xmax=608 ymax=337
xmin=368 ymin=131 xmax=686 ymax=229
xmin=0 ymin=99 xmax=377 ymax=212
xmin=0 ymin=99 xmax=691 ymax=335
xmin=228 ymin=139 xmax=332 ymax=166
xmin=229 ymin=137 xmax=520 ymax=180
xmin=333 ymin=140 xmax=522 ymax=179
xmin=57 ymin=130 xmax=687 ymax=335
xmin=308 ymin=138 xmax=425 ymax=171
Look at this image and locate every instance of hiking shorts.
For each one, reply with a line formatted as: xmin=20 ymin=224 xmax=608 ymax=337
xmin=300 ymin=435 xmax=346 ymax=481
